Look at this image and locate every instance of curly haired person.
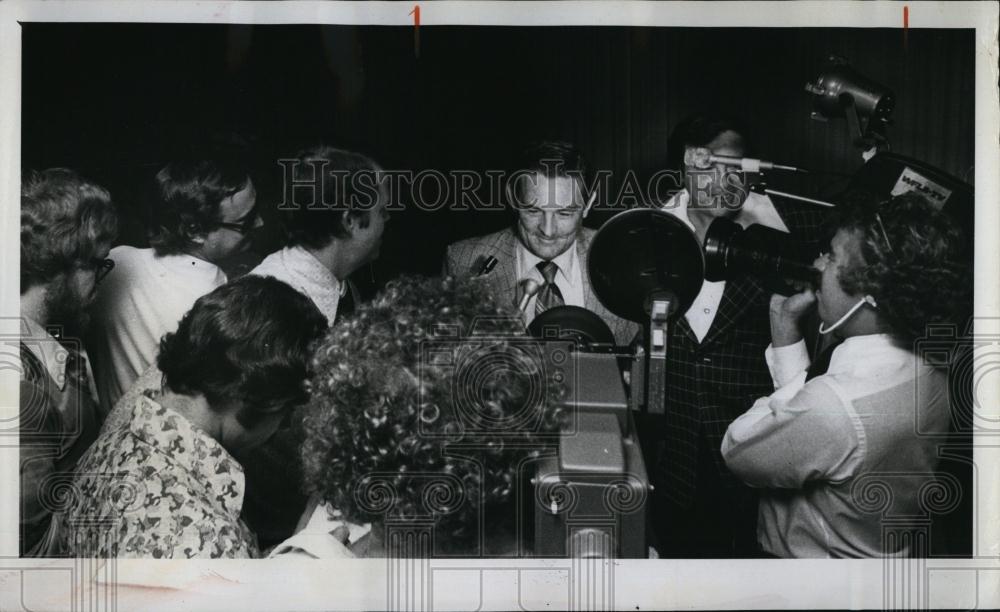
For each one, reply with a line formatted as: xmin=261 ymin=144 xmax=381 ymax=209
xmin=272 ymin=275 xmax=565 ymax=558
xmin=19 ymin=168 xmax=119 ymax=555
xmin=722 ymin=191 xmax=971 ymax=558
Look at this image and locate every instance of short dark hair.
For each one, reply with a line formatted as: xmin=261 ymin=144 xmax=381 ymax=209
xmin=21 ymin=168 xmax=119 ymax=293
xmin=299 ymin=275 xmax=565 ymax=554
xmin=832 ymin=190 xmax=971 ymax=348
xmin=148 ymin=160 xmax=251 ymax=255
xmin=514 ymin=140 xmax=589 ymax=194
xmin=667 ymin=113 xmax=751 ymax=170
xmin=281 ymin=145 xmax=382 ymax=250
xmin=158 ymin=275 xmax=327 ymax=427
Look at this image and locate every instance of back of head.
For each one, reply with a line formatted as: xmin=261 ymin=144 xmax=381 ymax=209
xmin=300 ymin=275 xmax=566 ymax=555
xmin=831 ymin=190 xmax=971 ymax=348
xmin=21 ymin=168 xmax=119 ymax=293
xmin=148 ymin=159 xmax=250 ymax=256
xmin=157 ymin=275 xmax=328 ymax=427
xmin=280 ymin=144 xmax=382 ymax=250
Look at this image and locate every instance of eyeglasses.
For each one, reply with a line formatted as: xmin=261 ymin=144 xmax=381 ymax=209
xmin=216 ymin=211 xmax=260 ymax=235
xmin=90 ymin=257 xmax=115 ymax=285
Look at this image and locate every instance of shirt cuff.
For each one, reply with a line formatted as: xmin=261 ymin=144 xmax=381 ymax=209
xmin=765 ymin=340 xmax=810 ymax=389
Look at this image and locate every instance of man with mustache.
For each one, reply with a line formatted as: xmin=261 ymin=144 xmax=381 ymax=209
xmin=444 ymin=140 xmax=636 ymax=345
xmin=19 ymin=168 xmax=119 ymax=555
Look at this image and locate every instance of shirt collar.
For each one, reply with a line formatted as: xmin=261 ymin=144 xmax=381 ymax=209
xmin=660 ymin=189 xmax=789 ymax=233
xmin=517 ymin=238 xmax=579 ymax=286
xmin=129 ymin=392 xmax=246 ymax=519
xmin=283 ymin=246 xmax=341 ymax=286
xmin=21 ymin=316 xmax=69 ymax=391
xmin=827 ymin=333 xmax=913 ymax=376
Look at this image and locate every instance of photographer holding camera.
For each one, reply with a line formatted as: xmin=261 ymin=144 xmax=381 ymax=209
xmin=721 ymin=191 xmax=970 ymax=558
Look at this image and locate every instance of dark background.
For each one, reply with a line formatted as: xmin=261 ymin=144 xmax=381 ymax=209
xmin=23 ymin=24 xmax=975 ymax=285
xmin=21 ymin=24 xmax=976 ymax=557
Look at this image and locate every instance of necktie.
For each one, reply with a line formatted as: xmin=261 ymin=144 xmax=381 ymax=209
xmin=534 ymin=261 xmax=565 ymax=317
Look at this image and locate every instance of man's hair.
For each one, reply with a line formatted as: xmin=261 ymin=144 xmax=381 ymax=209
xmin=299 ymin=275 xmax=565 ymax=554
xmin=157 ymin=275 xmax=327 ymax=428
xmin=281 ymin=145 xmax=382 ymax=250
xmin=512 ymin=140 xmax=589 ymax=199
xmin=667 ymin=113 xmax=752 ymax=171
xmin=21 ymin=168 xmax=119 ymax=293
xmin=832 ymin=190 xmax=971 ymax=348
xmin=148 ymin=159 xmax=251 ymax=255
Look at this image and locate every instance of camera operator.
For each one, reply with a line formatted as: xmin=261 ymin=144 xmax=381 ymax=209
xmin=721 ymin=191 xmax=970 ymax=558
xmin=652 ymin=113 xmax=827 ymax=557
xmin=270 ymin=275 xmax=565 ymax=558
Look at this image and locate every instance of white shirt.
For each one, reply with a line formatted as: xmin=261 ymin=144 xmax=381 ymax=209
xmin=721 ymin=334 xmax=951 ymax=557
xmin=89 ymin=246 xmax=227 ymax=417
xmin=516 ymin=240 xmax=585 ymax=326
xmin=269 ymin=499 xmax=370 ymax=559
xmin=249 ymin=246 xmax=344 ymax=326
xmin=660 ymin=190 xmax=788 ymax=342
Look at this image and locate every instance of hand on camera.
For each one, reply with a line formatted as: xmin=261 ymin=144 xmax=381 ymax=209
xmin=769 ymin=289 xmax=816 ymax=347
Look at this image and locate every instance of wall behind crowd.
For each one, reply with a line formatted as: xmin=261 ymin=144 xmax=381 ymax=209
xmin=22 ymin=24 xmax=975 ymax=292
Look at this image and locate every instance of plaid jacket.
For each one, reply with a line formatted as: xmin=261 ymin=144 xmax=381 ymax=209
xmin=443 ymin=227 xmax=639 ymax=346
xmin=655 ymin=197 xmax=829 ymax=510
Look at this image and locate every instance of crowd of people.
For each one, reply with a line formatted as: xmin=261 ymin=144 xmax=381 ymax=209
xmin=18 ymin=114 xmax=971 ymax=559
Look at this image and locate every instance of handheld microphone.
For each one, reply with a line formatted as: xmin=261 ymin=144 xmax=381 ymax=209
xmin=517 ymin=279 xmax=542 ymax=312
xmin=708 ymin=155 xmax=808 ymax=173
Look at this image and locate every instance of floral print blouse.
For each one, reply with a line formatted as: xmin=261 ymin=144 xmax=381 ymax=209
xmin=52 ymin=391 xmax=258 ymax=558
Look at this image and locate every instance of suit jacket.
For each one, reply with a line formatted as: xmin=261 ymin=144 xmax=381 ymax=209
xmin=444 ymin=227 xmax=638 ymax=346
xmin=655 ymin=196 xmax=830 ymax=511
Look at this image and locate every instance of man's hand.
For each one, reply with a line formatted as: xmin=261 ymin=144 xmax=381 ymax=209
xmin=769 ymin=289 xmax=817 ymax=347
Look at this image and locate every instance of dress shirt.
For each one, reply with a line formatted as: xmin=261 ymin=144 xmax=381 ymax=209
xmin=721 ymin=334 xmax=951 ymax=557
xmin=89 ymin=246 xmax=227 ymax=416
xmin=660 ymin=189 xmax=788 ymax=342
xmin=49 ymin=389 xmax=258 ymax=558
xmin=249 ymin=246 xmax=344 ymax=325
xmin=516 ymin=240 xmax=584 ymax=326
xmin=19 ymin=317 xmax=101 ymax=555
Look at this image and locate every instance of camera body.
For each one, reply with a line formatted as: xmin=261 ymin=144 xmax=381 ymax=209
xmin=531 ymin=341 xmax=650 ymax=559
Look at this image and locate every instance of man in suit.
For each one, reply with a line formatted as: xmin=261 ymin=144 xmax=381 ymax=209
xmin=444 ymin=141 xmax=636 ymax=346
xmin=652 ymin=114 xmax=828 ymax=557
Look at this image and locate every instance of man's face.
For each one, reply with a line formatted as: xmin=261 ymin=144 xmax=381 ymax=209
xmin=514 ymin=173 xmax=589 ymax=261
xmin=198 ymin=180 xmax=260 ymax=264
xmin=684 ymin=129 xmax=749 ymax=214
xmin=350 ymin=185 xmax=391 ymax=270
xmin=815 ymin=229 xmax=864 ymax=330
xmin=45 ymin=242 xmax=112 ymax=336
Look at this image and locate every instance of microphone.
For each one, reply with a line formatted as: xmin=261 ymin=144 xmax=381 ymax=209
xmin=517 ymin=279 xmax=542 ymax=312
xmin=477 ymin=255 xmax=498 ymax=276
xmin=708 ymin=155 xmax=808 ymax=173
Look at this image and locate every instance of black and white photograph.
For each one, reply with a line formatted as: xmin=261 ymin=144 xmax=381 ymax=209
xmin=1 ymin=1 xmax=998 ymax=610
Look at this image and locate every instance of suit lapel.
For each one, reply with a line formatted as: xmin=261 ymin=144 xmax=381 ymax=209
xmin=485 ymin=229 xmax=519 ymax=308
xmin=699 ymin=277 xmax=766 ymax=347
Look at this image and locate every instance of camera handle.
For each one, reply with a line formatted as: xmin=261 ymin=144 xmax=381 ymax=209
xmin=644 ymin=294 xmax=673 ymax=415
xmin=749 ymin=183 xmax=836 ymax=208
